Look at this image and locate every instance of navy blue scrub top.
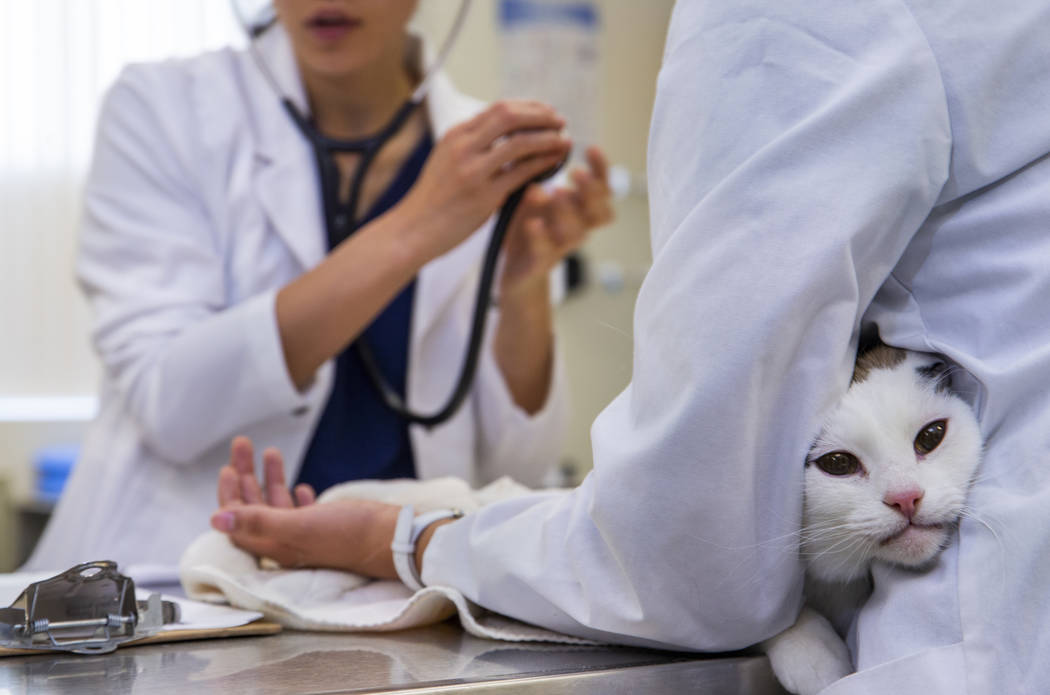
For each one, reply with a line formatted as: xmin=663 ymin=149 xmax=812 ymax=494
xmin=296 ymin=132 xmax=434 ymax=495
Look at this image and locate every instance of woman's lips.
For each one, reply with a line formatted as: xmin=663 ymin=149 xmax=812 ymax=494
xmin=305 ymin=11 xmax=361 ymax=42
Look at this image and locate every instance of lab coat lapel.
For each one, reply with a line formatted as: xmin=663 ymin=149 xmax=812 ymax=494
xmin=254 ymin=147 xmax=326 ymax=270
xmin=246 ymin=25 xmax=326 ymax=270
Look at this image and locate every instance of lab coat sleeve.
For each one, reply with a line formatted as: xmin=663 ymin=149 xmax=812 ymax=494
xmin=472 ymin=318 xmax=569 ymax=488
xmin=422 ymin=0 xmax=951 ymax=650
xmin=76 ymin=65 xmax=313 ymax=464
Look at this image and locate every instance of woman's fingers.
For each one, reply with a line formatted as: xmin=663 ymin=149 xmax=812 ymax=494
xmin=222 ymin=436 xmax=307 ymax=512
xmin=230 ymin=436 xmax=255 ymax=475
xmin=468 ymin=101 xmax=565 ymax=151
xmin=294 ymin=484 xmax=317 ymax=507
xmin=211 ymin=506 xmax=305 ymax=567
xmin=585 ymin=145 xmax=609 ymax=184
xmin=572 ymin=146 xmax=613 ymax=228
xmin=493 ymin=151 xmax=572 ymax=200
xmin=238 ymin=469 xmax=264 ymax=505
xmin=263 ymin=447 xmax=294 ymax=508
xmin=217 ymin=465 xmax=242 ymax=507
xmin=221 ymin=436 xmax=257 ymax=506
xmin=571 ymin=169 xmax=614 ymax=228
xmin=478 ymin=130 xmax=570 ymax=182
xmin=548 ymin=189 xmax=579 ymax=247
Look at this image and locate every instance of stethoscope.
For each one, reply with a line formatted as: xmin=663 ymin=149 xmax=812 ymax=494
xmin=235 ymin=1 xmax=562 ymax=428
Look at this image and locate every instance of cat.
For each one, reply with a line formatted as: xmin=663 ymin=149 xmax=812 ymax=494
xmin=762 ymin=343 xmax=983 ymax=695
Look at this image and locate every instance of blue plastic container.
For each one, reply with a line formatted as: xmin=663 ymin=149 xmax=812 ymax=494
xmin=33 ymin=445 xmax=79 ymax=503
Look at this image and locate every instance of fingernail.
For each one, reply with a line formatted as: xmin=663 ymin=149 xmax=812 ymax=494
xmin=212 ymin=511 xmax=236 ymax=533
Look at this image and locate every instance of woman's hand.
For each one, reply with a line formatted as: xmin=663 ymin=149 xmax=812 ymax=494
xmin=217 ymin=436 xmax=316 ymax=509
xmin=273 ymin=100 xmax=571 ymax=391
xmin=489 ymin=146 xmax=614 ymax=413
xmin=499 ymin=146 xmax=614 ymax=301
xmin=212 ymin=437 xmax=401 ymax=577
xmin=396 ymin=100 xmax=573 ymax=261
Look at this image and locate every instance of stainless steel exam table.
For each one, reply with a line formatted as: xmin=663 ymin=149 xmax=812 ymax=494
xmin=0 ymin=621 xmax=788 ymax=694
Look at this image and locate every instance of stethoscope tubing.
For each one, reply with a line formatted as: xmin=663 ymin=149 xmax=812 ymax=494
xmin=356 ymin=185 xmax=529 ymax=428
xmin=242 ymin=0 xmax=553 ymax=429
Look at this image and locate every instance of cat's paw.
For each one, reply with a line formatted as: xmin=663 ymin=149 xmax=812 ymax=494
xmin=762 ymin=607 xmax=852 ymax=695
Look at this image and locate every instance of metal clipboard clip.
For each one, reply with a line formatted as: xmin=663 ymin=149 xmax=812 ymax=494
xmin=0 ymin=560 xmax=180 ymax=654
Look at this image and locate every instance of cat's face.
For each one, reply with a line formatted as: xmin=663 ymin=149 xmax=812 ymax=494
xmin=802 ymin=350 xmax=982 ymax=583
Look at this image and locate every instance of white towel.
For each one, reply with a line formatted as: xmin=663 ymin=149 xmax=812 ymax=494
xmin=179 ymin=476 xmax=596 ymax=645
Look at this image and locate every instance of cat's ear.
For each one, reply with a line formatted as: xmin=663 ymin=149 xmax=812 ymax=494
xmin=916 ymin=359 xmax=952 ymax=392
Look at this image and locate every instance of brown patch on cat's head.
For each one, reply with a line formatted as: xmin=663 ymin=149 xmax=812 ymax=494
xmin=852 ymin=344 xmax=907 ymax=384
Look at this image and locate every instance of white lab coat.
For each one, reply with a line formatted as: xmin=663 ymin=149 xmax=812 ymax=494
xmin=27 ymin=28 xmax=567 ymax=571
xmin=424 ymin=0 xmax=1050 ymax=691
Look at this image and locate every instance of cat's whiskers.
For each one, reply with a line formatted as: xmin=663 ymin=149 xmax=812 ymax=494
xmin=803 ymin=530 xmax=872 ymax=561
xmin=807 ymin=535 xmax=874 ymax=580
xmin=828 ymin=538 xmax=876 ymax=579
xmin=797 ymin=526 xmax=860 ymax=552
xmin=966 ymin=470 xmax=999 ymax=487
xmin=957 ymin=506 xmax=1008 ymax=596
xmin=696 ymin=518 xmax=847 ymax=553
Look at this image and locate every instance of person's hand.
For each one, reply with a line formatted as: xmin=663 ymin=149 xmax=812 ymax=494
xmin=217 ymin=436 xmax=316 ymax=509
xmin=211 ymin=495 xmax=402 ymax=577
xmin=397 ymin=100 xmax=573 ymax=261
xmin=498 ymin=146 xmax=614 ymax=301
xmin=212 ymin=438 xmax=401 ymax=577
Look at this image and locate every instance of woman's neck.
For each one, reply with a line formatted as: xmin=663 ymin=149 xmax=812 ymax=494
xmin=300 ymin=42 xmax=415 ymax=140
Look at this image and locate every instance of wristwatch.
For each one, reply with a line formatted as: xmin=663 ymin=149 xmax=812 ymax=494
xmin=391 ymin=505 xmax=465 ymax=591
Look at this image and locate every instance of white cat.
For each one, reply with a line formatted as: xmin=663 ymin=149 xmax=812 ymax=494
xmin=763 ymin=344 xmax=983 ymax=695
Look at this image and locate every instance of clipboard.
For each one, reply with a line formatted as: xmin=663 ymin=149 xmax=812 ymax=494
xmin=0 ymin=561 xmax=281 ymax=656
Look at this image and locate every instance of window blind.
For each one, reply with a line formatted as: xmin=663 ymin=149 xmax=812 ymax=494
xmin=0 ymin=1 xmax=243 ymax=411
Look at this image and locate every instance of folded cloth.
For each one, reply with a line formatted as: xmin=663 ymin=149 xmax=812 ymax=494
xmin=179 ymin=476 xmax=596 ymax=645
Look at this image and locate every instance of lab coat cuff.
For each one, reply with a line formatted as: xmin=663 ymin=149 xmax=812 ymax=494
xmin=246 ymin=288 xmax=315 ymax=412
xmin=418 ymin=514 xmax=473 ymax=593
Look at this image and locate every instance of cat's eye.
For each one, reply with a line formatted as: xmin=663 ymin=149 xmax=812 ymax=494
xmin=914 ymin=419 xmax=948 ymax=455
xmin=813 ymin=451 xmax=862 ymax=476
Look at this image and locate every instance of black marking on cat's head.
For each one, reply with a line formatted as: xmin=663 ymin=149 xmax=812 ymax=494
xmin=916 ymin=360 xmax=952 ymax=393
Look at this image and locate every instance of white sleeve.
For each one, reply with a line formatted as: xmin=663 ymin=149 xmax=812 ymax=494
xmin=423 ymin=0 xmax=951 ymax=650
xmin=471 ymin=307 xmax=569 ymax=488
xmin=77 ymin=65 xmax=314 ymax=464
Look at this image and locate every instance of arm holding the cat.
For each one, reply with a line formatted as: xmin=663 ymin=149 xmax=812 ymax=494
xmin=415 ymin=0 xmax=950 ymax=651
xmin=211 ymin=0 xmax=951 ymax=651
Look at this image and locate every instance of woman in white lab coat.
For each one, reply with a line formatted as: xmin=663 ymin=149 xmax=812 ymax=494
xmin=212 ymin=0 xmax=1050 ymax=690
xmin=27 ymin=0 xmax=612 ymax=570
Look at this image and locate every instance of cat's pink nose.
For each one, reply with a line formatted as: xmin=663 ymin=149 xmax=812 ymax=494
xmin=884 ymin=487 xmax=924 ymax=520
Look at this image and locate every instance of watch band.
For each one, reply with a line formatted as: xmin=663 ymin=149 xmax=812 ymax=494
xmin=391 ymin=505 xmax=464 ymax=591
